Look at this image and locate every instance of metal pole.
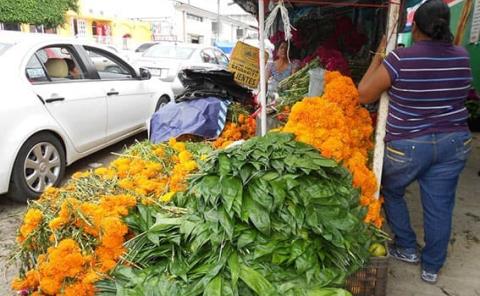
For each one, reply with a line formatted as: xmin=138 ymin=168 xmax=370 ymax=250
xmin=258 ymin=0 xmax=267 ymax=136
xmin=217 ymin=0 xmax=221 ymax=42
xmin=372 ymin=3 xmax=400 ymax=199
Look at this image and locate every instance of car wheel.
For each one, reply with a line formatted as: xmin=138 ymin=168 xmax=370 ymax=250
xmin=8 ymin=133 xmax=65 ymax=202
xmin=155 ymin=95 xmax=170 ymax=111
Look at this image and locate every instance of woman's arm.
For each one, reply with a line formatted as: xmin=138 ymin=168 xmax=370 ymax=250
xmin=358 ymin=37 xmax=392 ymax=104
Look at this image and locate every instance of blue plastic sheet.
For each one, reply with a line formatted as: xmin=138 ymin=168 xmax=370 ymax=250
xmin=150 ymin=97 xmax=229 ymax=143
xmin=214 ymin=41 xmax=235 ymax=54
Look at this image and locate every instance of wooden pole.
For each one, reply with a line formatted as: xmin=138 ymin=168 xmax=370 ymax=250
xmin=454 ymin=0 xmax=474 ymax=45
xmin=372 ymin=3 xmax=400 ymax=199
xmin=258 ymin=0 xmax=268 ymax=136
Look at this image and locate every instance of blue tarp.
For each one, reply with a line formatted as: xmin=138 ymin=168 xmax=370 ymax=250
xmin=150 ymin=97 xmax=229 ymax=143
xmin=214 ymin=41 xmax=235 ymax=54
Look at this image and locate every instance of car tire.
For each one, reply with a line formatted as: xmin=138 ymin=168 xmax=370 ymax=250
xmin=155 ymin=95 xmax=170 ymax=111
xmin=8 ymin=133 xmax=66 ymax=203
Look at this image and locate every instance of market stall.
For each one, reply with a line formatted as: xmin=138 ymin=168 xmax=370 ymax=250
xmin=8 ymin=1 xmax=407 ymax=296
xmin=232 ymin=0 xmax=401 ymax=200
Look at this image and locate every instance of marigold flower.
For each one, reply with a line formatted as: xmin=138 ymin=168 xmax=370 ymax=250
xmin=18 ymin=209 xmax=43 ymax=241
xmin=282 ymin=71 xmax=382 ymax=227
xmin=160 ymin=191 xmax=176 ymax=203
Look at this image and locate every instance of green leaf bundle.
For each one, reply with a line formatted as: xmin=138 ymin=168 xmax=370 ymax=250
xmin=98 ymin=133 xmax=372 ymax=296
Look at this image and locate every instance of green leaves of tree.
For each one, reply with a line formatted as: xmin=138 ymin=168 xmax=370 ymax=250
xmin=0 ymin=0 xmax=78 ymax=27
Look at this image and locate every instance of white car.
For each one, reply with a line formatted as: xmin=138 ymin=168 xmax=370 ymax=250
xmin=135 ymin=43 xmax=229 ymax=95
xmin=0 ymin=32 xmax=173 ymax=201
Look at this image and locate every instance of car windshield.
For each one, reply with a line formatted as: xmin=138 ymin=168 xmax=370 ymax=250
xmin=143 ymin=45 xmax=195 ymax=60
xmin=135 ymin=43 xmax=156 ymax=53
xmin=0 ymin=43 xmax=12 ymax=55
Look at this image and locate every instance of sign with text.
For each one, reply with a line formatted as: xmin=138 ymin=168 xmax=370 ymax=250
xmin=228 ymin=41 xmax=268 ymax=89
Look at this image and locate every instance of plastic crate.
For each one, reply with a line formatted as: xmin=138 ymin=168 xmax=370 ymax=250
xmin=345 ymin=256 xmax=389 ymax=296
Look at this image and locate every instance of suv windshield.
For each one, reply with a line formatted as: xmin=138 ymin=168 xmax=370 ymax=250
xmin=143 ymin=45 xmax=195 ymax=60
xmin=0 ymin=43 xmax=12 ymax=55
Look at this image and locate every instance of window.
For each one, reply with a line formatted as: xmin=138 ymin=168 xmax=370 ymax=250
xmin=29 ymin=25 xmax=44 ymax=33
xmin=27 ymin=46 xmax=87 ymax=83
xmin=214 ymin=49 xmax=229 ymax=67
xmin=187 ymin=13 xmax=203 ymax=22
xmin=200 ymin=49 xmax=217 ymax=64
xmin=143 ymin=45 xmax=194 ymax=60
xmin=25 ymin=55 xmax=48 ymax=83
xmin=189 ymin=34 xmax=203 ymax=44
xmin=84 ymin=47 xmax=133 ymax=79
xmin=2 ymin=23 xmax=20 ymax=31
xmin=72 ymin=19 xmax=87 ymax=36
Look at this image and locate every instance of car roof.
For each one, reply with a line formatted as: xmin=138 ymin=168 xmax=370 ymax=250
xmin=149 ymin=42 xmax=210 ymax=49
xmin=0 ymin=31 xmax=113 ymax=50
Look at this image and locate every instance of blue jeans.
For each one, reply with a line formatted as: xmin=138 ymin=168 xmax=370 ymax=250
xmin=381 ymin=131 xmax=472 ymax=273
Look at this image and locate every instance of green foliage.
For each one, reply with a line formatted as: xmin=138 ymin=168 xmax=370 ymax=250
xmin=98 ymin=133 xmax=373 ymax=296
xmin=0 ymin=0 xmax=78 ymax=27
xmin=466 ymin=100 xmax=480 ymax=120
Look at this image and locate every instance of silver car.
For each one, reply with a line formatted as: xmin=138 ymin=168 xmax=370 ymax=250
xmin=135 ymin=43 xmax=229 ymax=95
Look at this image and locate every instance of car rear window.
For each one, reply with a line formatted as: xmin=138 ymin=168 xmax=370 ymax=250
xmin=0 ymin=43 xmax=12 ymax=55
xmin=143 ymin=45 xmax=194 ymax=60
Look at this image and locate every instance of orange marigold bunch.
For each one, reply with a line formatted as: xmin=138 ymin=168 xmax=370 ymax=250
xmin=92 ymin=139 xmax=199 ymax=203
xmin=213 ymin=114 xmax=256 ymax=148
xmin=17 ymin=208 xmax=43 ymax=243
xmin=12 ymin=239 xmax=95 ymax=296
xmin=282 ymin=71 xmax=382 ymax=227
xmin=13 ymin=195 xmax=137 ymax=295
xmin=13 ymin=140 xmax=203 ymax=295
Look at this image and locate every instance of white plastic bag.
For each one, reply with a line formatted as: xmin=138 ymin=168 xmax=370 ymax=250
xmin=308 ymin=68 xmax=325 ymax=97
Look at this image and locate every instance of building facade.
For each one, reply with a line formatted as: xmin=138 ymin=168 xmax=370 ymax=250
xmin=147 ymin=1 xmax=257 ymax=46
xmin=0 ymin=0 xmax=153 ymax=50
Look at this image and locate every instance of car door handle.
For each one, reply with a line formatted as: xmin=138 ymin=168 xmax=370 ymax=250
xmin=45 ymin=97 xmax=65 ymax=103
xmin=107 ymin=91 xmax=119 ymax=96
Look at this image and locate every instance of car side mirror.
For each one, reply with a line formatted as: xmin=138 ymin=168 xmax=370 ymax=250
xmin=139 ymin=68 xmax=151 ymax=80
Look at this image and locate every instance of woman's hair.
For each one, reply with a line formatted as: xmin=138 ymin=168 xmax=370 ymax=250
xmin=64 ymin=58 xmax=76 ymax=72
xmin=273 ymin=40 xmax=289 ymax=60
xmin=275 ymin=40 xmax=288 ymax=51
xmin=414 ymin=0 xmax=453 ymax=43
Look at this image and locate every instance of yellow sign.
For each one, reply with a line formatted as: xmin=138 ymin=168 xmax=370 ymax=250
xmin=228 ymin=41 xmax=267 ymax=89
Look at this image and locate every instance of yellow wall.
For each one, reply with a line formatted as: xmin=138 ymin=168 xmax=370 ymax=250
xmin=111 ymin=20 xmax=152 ymax=42
xmin=56 ymin=12 xmax=152 ymax=43
xmin=15 ymin=7 xmax=152 ymax=45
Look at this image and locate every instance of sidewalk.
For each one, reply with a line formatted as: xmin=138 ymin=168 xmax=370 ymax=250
xmin=386 ymin=132 xmax=480 ymax=296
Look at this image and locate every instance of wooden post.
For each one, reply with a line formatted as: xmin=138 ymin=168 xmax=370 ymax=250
xmin=372 ymin=3 xmax=400 ymax=199
xmin=258 ymin=0 xmax=268 ymax=136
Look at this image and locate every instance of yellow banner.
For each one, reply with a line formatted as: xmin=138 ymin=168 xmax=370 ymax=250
xmin=228 ymin=41 xmax=267 ymax=89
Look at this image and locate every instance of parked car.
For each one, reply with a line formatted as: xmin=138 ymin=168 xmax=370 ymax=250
xmin=0 ymin=31 xmax=173 ymax=201
xmin=135 ymin=43 xmax=230 ymax=95
xmin=134 ymin=42 xmax=159 ymax=54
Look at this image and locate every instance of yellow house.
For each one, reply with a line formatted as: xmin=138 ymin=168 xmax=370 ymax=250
xmin=16 ymin=9 xmax=152 ymax=50
xmin=56 ymin=11 xmax=152 ymax=48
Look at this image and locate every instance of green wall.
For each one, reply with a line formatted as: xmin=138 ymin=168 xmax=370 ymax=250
xmin=450 ymin=2 xmax=480 ymax=91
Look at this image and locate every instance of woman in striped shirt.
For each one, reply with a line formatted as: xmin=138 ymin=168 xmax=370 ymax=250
xmin=358 ymin=0 xmax=472 ymax=284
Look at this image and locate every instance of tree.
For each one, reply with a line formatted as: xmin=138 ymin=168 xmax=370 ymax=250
xmin=0 ymin=0 xmax=78 ymax=28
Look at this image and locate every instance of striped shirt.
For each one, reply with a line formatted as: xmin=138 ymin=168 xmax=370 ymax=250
xmin=383 ymin=40 xmax=472 ymax=141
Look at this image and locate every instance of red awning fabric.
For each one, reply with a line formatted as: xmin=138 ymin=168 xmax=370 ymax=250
xmin=233 ymin=0 xmax=397 ymax=16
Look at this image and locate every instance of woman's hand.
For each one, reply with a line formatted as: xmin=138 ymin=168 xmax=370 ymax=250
xmin=373 ymin=35 xmax=387 ymax=64
xmin=358 ymin=35 xmax=391 ymax=104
